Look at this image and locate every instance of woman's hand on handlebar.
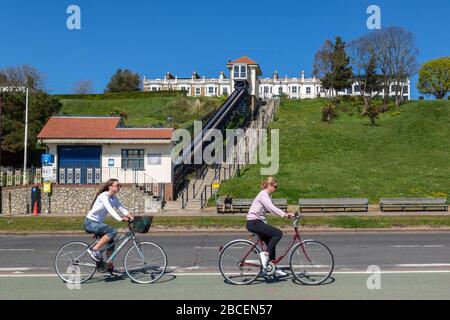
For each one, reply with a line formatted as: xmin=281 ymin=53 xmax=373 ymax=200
xmin=285 ymin=212 xmax=296 ymax=219
xmin=122 ymin=215 xmax=134 ymax=222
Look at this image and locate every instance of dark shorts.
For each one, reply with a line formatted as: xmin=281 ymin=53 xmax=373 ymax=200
xmin=84 ymin=218 xmax=117 ymax=239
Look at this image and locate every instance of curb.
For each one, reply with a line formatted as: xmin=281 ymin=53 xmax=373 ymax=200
xmin=2 ymin=226 xmax=450 ymax=236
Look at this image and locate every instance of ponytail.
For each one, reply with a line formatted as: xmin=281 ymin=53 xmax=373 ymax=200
xmin=261 ymin=176 xmax=277 ymax=190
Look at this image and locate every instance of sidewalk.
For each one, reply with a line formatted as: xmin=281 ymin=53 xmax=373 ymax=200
xmin=1 ymin=204 xmax=448 ymax=217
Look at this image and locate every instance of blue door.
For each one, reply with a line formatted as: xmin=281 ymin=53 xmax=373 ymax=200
xmin=58 ymin=146 xmax=101 ymax=184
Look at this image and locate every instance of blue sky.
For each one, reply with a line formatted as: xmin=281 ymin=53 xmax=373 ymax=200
xmin=0 ymin=0 xmax=449 ymax=98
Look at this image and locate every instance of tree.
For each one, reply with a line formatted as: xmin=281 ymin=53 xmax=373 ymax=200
xmin=105 ymin=69 xmax=141 ymax=93
xmin=313 ymin=40 xmax=334 ymax=97
xmin=0 ymin=90 xmax=61 ymax=166
xmin=417 ymin=57 xmax=450 ymax=99
xmin=0 ymin=65 xmax=45 ymax=91
xmin=363 ymin=27 xmax=419 ymax=107
xmin=348 ymin=38 xmax=383 ymax=125
xmin=313 ymin=37 xmax=353 ymax=97
xmin=331 ymin=37 xmax=353 ymax=93
xmin=73 ymin=80 xmax=94 ymax=94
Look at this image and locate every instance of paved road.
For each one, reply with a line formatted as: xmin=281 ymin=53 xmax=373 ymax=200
xmin=1 ymin=232 xmax=450 ymax=299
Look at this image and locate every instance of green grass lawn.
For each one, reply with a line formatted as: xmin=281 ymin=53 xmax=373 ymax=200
xmin=3 ymin=216 xmax=450 ymax=232
xmin=59 ymin=96 xmax=225 ymax=128
xmin=218 ymin=99 xmax=450 ymax=204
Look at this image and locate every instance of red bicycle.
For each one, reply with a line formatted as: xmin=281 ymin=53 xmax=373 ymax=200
xmin=218 ymin=213 xmax=334 ymax=285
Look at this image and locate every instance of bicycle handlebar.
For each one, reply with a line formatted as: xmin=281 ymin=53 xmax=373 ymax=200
xmin=292 ymin=212 xmax=303 ymax=228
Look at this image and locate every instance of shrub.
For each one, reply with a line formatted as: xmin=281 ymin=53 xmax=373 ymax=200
xmin=322 ymin=103 xmax=338 ymax=123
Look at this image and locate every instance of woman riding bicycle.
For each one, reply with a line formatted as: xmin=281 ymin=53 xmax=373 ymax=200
xmin=84 ymin=179 xmax=134 ymax=274
xmin=246 ymin=176 xmax=294 ymax=276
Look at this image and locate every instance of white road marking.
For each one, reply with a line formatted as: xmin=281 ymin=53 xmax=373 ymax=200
xmin=0 ymin=267 xmax=50 ymax=272
xmin=390 ymin=245 xmax=444 ymax=248
xmin=4 ymin=270 xmax=450 ymax=278
xmin=194 ymin=247 xmax=219 ymax=250
xmin=0 ymin=249 xmax=36 ymax=251
xmin=396 ymin=263 xmax=450 ymax=268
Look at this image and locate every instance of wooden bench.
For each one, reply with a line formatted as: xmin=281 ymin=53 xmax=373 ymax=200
xmin=380 ymin=198 xmax=448 ymax=212
xmin=299 ymin=198 xmax=369 ymax=213
xmin=216 ymin=197 xmax=288 ymax=214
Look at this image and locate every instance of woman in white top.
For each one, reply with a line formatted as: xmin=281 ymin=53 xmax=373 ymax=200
xmin=246 ymin=177 xmax=294 ymax=276
xmin=84 ymin=179 xmax=134 ymax=273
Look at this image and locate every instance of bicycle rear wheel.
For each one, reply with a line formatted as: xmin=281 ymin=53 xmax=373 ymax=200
xmin=54 ymin=241 xmax=97 ymax=284
xmin=289 ymin=240 xmax=334 ymax=285
xmin=124 ymin=241 xmax=167 ymax=284
xmin=219 ymin=240 xmax=261 ymax=285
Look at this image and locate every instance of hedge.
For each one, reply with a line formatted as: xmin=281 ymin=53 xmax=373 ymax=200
xmin=53 ymin=90 xmax=188 ymax=100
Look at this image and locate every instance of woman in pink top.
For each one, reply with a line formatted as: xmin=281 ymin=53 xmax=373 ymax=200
xmin=246 ymin=177 xmax=294 ymax=276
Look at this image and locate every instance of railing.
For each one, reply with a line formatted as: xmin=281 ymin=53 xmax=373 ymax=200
xmin=192 ymin=165 xmax=208 ymax=198
xmin=180 ymin=182 xmax=189 ymax=209
xmin=1 ymin=167 xmax=165 ymax=200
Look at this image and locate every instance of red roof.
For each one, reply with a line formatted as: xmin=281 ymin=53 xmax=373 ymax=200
xmin=38 ymin=117 xmax=173 ymax=140
xmin=227 ymin=56 xmax=259 ymax=65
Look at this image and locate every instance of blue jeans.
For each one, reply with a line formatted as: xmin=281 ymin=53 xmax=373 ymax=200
xmin=84 ymin=218 xmax=117 ymax=251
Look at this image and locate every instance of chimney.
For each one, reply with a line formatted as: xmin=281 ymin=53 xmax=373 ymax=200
xmin=301 ymin=71 xmax=305 ymax=81
xmin=273 ymin=71 xmax=279 ymax=80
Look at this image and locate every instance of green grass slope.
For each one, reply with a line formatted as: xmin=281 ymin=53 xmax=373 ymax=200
xmin=59 ymin=96 xmax=225 ymax=128
xmin=218 ymin=99 xmax=450 ymax=204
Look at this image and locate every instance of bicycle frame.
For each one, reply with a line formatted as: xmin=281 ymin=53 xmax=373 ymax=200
xmin=242 ymin=216 xmax=313 ymax=267
xmin=86 ymin=225 xmax=140 ymax=265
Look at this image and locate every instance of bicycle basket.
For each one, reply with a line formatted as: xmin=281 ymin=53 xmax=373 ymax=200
xmin=131 ymin=216 xmax=153 ymax=233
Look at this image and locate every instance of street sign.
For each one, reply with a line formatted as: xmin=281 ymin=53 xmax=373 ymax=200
xmin=42 ymin=166 xmax=55 ymax=182
xmin=212 ymin=183 xmax=220 ymax=189
xmin=43 ymin=182 xmax=52 ymax=193
xmin=41 ymin=154 xmax=55 ymax=165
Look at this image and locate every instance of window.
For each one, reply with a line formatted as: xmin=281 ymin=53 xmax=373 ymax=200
xmin=240 ymin=65 xmax=246 ymax=78
xmin=292 ymin=86 xmax=297 ymax=94
xmin=234 ymin=66 xmax=239 ymax=78
xmin=208 ymin=87 xmax=214 ymax=94
xmin=234 ymin=65 xmax=247 ymax=78
xmin=278 ymin=87 xmax=283 ymax=94
xmin=306 ymin=87 xmax=311 ymax=94
xmin=122 ymin=149 xmax=144 ymax=170
xmin=403 ymin=86 xmax=409 ymax=94
xmin=147 ymin=154 xmax=162 ymax=166
xmin=347 ymin=87 xmax=353 ymax=94
xmin=195 ymin=88 xmax=201 ymax=95
xmin=354 ymin=85 xmax=361 ymax=93
xmin=152 ymin=87 xmax=157 ymax=91
xmin=264 ymin=86 xmax=269 ymax=93
xmin=223 ymin=87 xmax=228 ymax=95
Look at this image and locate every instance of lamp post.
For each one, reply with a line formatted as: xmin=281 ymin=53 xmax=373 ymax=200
xmin=0 ymin=92 xmax=3 ymax=214
xmin=23 ymin=88 xmax=29 ymax=185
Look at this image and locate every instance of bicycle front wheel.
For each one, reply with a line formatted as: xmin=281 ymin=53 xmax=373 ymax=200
xmin=54 ymin=241 xmax=97 ymax=284
xmin=219 ymin=240 xmax=261 ymax=285
xmin=289 ymin=240 xmax=334 ymax=285
xmin=124 ymin=241 xmax=167 ymax=284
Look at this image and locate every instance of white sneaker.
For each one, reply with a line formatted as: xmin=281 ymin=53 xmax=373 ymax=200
xmin=275 ymin=268 xmax=288 ymax=277
xmin=87 ymin=248 xmax=102 ymax=262
xmin=259 ymin=252 xmax=269 ymax=269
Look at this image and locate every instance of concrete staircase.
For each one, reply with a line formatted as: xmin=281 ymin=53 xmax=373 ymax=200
xmin=163 ymin=167 xmax=217 ymax=211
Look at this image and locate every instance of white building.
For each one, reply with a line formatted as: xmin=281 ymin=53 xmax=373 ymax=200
xmin=143 ymin=56 xmax=411 ymax=100
xmin=37 ymin=116 xmax=175 ymax=199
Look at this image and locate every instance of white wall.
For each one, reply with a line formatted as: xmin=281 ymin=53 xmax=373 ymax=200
xmin=44 ymin=143 xmax=173 ymax=184
xmin=102 ymin=144 xmax=173 ymax=183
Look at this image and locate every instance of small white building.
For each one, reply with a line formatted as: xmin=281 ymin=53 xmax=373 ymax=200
xmin=37 ymin=116 xmax=175 ymax=199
